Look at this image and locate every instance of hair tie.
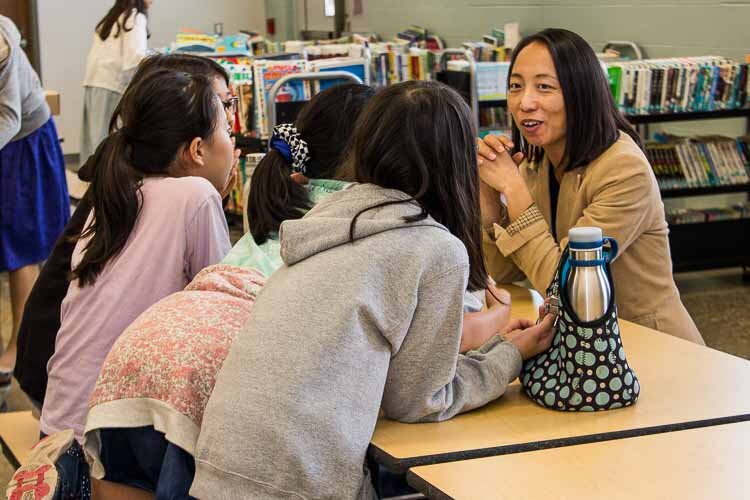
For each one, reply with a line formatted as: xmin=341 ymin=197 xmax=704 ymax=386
xmin=269 ymin=123 xmax=310 ymax=174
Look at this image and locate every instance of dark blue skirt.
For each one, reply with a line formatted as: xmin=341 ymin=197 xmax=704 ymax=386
xmin=0 ymin=118 xmax=69 ymax=271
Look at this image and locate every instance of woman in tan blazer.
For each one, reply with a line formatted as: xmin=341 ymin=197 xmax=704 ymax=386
xmin=477 ymin=28 xmax=703 ymax=344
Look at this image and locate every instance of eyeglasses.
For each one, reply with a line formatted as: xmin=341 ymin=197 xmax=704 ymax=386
xmin=222 ymin=96 xmax=239 ymax=115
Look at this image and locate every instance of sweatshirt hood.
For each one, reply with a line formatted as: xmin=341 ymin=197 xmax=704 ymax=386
xmin=0 ymin=16 xmax=21 ymax=48
xmin=279 ymin=183 xmax=449 ymax=266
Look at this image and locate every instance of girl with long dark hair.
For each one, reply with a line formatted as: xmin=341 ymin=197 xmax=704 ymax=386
xmin=40 ymin=68 xmax=234 ymax=443
xmin=478 ymin=28 xmax=703 ymax=344
xmin=79 ymin=0 xmax=151 ymax=173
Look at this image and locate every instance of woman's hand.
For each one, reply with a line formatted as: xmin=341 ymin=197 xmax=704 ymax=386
xmin=477 ymin=135 xmax=524 ymax=165
xmin=477 ymin=135 xmax=534 ymax=222
xmin=477 ymin=135 xmax=524 ymax=194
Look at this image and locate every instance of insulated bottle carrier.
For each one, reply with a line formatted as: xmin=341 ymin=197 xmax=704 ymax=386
xmin=519 ymin=239 xmax=641 ymax=411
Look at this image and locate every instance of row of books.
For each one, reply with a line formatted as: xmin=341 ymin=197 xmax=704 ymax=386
xmin=218 ymin=56 xmax=370 ymax=139
xmin=371 ymin=44 xmax=440 ymax=87
xmin=172 ymin=32 xmax=275 ymax=57
xmin=665 ymin=203 xmax=750 ymax=225
xmin=479 ymin=107 xmax=510 ymax=137
xmin=645 ymin=136 xmax=750 ymax=190
xmin=394 ymin=25 xmax=445 ymax=50
xmin=606 ymin=57 xmax=750 ymax=115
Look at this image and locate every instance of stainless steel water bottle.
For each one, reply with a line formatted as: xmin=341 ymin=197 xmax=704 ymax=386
xmin=566 ymin=227 xmax=615 ymax=322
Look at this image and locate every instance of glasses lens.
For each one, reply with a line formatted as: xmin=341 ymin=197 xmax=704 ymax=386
xmin=224 ymin=96 xmax=238 ymax=114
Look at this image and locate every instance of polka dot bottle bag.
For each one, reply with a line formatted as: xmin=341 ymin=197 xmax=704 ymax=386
xmin=520 ymin=235 xmax=640 ymax=411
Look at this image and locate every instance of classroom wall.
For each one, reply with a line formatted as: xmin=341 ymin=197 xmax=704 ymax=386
xmin=298 ymin=0 xmax=371 ymax=34
xmin=36 ymin=0 xmax=266 ymax=156
xmin=360 ymin=0 xmax=749 ymax=61
xmin=361 ymin=0 xmax=748 ymax=142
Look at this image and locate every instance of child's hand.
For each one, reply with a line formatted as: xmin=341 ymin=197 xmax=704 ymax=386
xmin=502 ymin=313 xmax=555 ymax=360
xmin=219 ymin=163 xmax=239 ymax=199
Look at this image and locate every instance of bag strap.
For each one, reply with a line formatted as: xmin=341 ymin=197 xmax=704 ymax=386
xmin=546 ymin=245 xmax=569 ymax=297
xmin=567 ymin=237 xmax=619 ymax=267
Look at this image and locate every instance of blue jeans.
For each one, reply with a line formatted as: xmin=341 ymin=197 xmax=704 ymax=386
xmin=99 ymin=427 xmax=196 ymax=500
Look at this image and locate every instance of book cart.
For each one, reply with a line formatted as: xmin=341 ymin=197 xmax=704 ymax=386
xmin=235 ymin=71 xmax=365 ymax=231
xmin=629 ymin=108 xmax=750 ymax=276
xmin=435 ymin=49 xmax=509 ymax=136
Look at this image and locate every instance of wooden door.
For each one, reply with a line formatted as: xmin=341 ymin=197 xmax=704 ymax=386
xmin=0 ymin=0 xmax=40 ymax=74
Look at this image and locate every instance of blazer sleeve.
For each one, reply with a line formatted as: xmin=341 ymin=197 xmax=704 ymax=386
xmin=491 ymin=149 xmax=658 ymax=295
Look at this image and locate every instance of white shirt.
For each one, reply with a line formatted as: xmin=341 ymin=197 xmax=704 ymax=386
xmin=83 ymin=9 xmax=147 ymax=94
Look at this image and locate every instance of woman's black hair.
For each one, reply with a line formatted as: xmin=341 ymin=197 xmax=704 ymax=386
xmin=96 ymin=0 xmax=149 ymax=41
xmin=349 ymin=80 xmax=488 ymax=292
xmin=509 ymin=28 xmax=643 ymax=169
xmin=247 ymin=83 xmax=376 ymax=245
xmin=72 ymin=69 xmax=222 ymax=286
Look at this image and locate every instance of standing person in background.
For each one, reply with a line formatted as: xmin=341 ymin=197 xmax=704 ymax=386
xmin=0 ymin=15 xmax=69 ymax=407
xmin=79 ymin=0 xmax=151 ymax=173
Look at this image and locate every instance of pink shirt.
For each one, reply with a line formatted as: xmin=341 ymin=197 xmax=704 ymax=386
xmin=41 ymin=176 xmax=231 ymax=439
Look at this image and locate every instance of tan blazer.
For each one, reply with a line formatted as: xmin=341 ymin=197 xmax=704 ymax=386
xmin=484 ymin=132 xmax=704 ymax=344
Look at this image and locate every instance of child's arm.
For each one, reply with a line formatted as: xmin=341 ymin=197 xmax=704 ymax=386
xmin=380 ymin=268 xmax=554 ymax=424
xmin=460 ymin=285 xmax=511 ymax=353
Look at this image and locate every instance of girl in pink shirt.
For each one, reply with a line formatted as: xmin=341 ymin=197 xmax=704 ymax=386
xmin=40 ymin=68 xmax=234 ymax=441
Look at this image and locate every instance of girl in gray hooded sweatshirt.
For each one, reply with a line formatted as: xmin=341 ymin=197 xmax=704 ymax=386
xmin=191 ymin=80 xmax=556 ymax=499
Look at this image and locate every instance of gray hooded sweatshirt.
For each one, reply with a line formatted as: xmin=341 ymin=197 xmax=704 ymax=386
xmin=191 ymin=184 xmax=522 ymax=499
xmin=0 ymin=15 xmax=50 ymax=148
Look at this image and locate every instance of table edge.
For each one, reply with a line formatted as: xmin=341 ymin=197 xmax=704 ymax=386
xmin=368 ymin=413 xmax=750 ymax=473
xmin=406 ymin=469 xmax=454 ymax=500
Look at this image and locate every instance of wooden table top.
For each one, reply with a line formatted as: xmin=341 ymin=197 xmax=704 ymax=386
xmin=408 ymin=421 xmax=750 ymax=500
xmin=370 ymin=286 xmax=750 ymax=472
xmin=0 ymin=411 xmax=39 ymax=467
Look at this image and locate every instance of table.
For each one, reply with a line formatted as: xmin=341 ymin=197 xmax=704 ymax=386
xmin=0 ymin=411 xmax=39 ymax=467
xmin=369 ymin=287 xmax=750 ymax=473
xmin=407 ymin=421 xmax=750 ymax=499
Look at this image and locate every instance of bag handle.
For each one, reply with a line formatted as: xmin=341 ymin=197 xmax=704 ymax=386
xmin=568 ymin=237 xmax=619 ymax=267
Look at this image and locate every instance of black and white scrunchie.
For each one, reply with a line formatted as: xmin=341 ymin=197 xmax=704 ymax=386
xmin=269 ymin=123 xmax=311 ymax=174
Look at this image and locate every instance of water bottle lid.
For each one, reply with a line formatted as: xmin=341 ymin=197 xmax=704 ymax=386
xmin=568 ymin=227 xmax=603 ymax=249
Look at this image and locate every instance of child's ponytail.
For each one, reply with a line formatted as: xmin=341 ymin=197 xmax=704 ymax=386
xmin=247 ymin=149 xmax=311 ymax=245
xmin=246 ymin=83 xmax=376 ymax=245
xmin=73 ymin=131 xmax=142 ymax=286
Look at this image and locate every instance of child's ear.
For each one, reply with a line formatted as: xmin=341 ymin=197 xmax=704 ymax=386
xmin=184 ymin=136 xmax=205 ymax=169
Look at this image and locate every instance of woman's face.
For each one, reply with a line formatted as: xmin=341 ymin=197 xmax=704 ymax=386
xmin=508 ymin=42 xmax=567 ymax=160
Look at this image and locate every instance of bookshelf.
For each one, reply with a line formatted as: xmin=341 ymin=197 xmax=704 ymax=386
xmin=660 ymin=184 xmax=750 ymax=199
xmin=627 ymin=106 xmax=750 ymax=126
xmin=628 ymin=109 xmax=750 ymax=276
